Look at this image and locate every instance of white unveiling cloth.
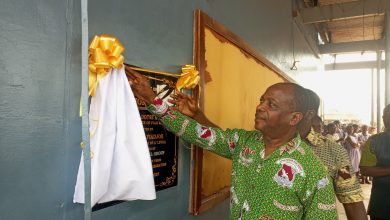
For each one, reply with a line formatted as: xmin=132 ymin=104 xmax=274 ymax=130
xmin=74 ymin=67 xmax=156 ymax=206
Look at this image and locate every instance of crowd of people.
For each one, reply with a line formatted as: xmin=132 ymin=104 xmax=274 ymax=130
xmin=312 ymin=120 xmax=375 ymax=184
xmin=127 ymin=67 xmax=390 ymax=220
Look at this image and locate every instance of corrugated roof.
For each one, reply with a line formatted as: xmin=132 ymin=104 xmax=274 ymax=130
xmin=300 ymin=0 xmax=384 ymax=49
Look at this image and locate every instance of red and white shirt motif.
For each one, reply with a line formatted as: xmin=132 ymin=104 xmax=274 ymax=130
xmin=228 ymin=132 xmax=239 ymax=153
xmin=318 ymin=203 xmax=336 ymax=210
xmin=239 ymin=145 xmax=256 ymax=166
xmin=165 ymin=111 xmax=176 ymax=121
xmin=238 ymin=145 xmax=256 ymax=166
xmin=273 ymin=158 xmax=305 ymax=188
xmin=152 ymin=98 xmax=169 ymax=115
xmin=195 ymin=123 xmax=216 ymax=147
xmin=273 ymin=200 xmax=302 ymax=212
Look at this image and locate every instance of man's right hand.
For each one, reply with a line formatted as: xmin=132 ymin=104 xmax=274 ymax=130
xmin=126 ymin=67 xmax=156 ymax=105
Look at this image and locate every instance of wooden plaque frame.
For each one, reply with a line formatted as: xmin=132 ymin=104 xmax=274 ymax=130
xmin=189 ymin=9 xmax=292 ymax=215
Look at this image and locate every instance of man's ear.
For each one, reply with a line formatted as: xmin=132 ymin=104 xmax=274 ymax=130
xmin=290 ymin=112 xmax=304 ymax=126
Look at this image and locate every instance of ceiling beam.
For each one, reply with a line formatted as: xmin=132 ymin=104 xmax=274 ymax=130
xmin=300 ymin=0 xmax=388 ymax=24
xmin=319 ymin=39 xmax=385 ymax=54
xmin=293 ymin=16 xmax=321 ymax=58
xmin=324 ymin=60 xmax=384 ymax=71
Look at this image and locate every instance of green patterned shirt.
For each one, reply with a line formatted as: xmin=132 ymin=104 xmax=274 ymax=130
xmin=147 ymin=98 xmax=337 ymax=220
xmin=306 ymin=130 xmax=363 ymax=203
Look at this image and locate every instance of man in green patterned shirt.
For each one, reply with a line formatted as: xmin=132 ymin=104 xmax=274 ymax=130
xmin=170 ymin=87 xmax=366 ymax=219
xmin=128 ymin=70 xmax=337 ymax=219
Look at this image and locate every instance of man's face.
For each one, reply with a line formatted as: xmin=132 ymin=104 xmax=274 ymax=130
xmin=346 ymin=126 xmax=354 ymax=134
xmin=334 ymin=122 xmax=341 ymax=131
xmin=254 ymin=84 xmax=301 ymax=135
xmin=328 ymin=124 xmax=336 ymax=134
xmin=352 ymin=125 xmax=359 ymax=133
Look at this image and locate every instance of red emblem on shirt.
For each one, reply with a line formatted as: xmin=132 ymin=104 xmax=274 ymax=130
xmin=153 ymin=98 xmax=163 ymax=106
xmin=273 ymin=158 xmax=305 ymax=188
xmin=239 ymin=146 xmax=256 ymax=166
xmin=278 ymin=164 xmax=294 ymax=181
xmin=228 ymin=132 xmax=239 ymax=153
xmin=195 ymin=124 xmax=216 ymax=146
xmin=200 ymin=128 xmax=211 ymax=138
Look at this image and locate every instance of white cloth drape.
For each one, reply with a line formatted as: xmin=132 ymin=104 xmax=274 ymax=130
xmin=74 ymin=67 xmax=156 ymax=206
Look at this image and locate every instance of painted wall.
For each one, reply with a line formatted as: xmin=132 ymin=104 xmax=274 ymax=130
xmin=0 ymin=0 xmax=320 ymax=219
xmin=0 ymin=0 xmax=83 ymax=219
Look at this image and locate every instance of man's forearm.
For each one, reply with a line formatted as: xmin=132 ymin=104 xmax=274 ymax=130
xmin=360 ymin=166 xmax=390 ymax=177
xmin=343 ymin=202 xmax=368 ymax=220
xmin=193 ymin=111 xmax=219 ymax=128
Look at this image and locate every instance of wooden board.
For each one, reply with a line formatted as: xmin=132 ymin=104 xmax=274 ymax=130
xmin=190 ymin=10 xmax=292 ymax=215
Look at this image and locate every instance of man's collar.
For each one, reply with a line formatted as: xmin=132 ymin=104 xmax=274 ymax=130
xmin=279 ymin=134 xmax=305 ymax=156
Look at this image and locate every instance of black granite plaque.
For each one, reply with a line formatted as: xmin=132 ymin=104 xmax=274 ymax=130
xmin=92 ymin=67 xmax=179 ymax=211
xmin=136 ymin=77 xmax=178 ymax=191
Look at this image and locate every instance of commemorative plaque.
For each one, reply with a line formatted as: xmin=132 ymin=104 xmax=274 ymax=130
xmin=135 ymin=74 xmax=178 ymax=191
xmin=92 ymin=68 xmax=179 ymax=211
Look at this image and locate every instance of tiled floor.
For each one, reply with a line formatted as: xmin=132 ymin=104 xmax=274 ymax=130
xmin=337 ymin=183 xmax=372 ymax=220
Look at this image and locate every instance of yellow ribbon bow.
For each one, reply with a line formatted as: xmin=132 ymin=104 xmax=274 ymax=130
xmin=176 ymin=65 xmax=200 ymax=90
xmin=88 ymin=35 xmax=125 ymax=96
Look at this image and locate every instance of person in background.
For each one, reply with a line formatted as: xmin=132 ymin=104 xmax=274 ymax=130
xmin=298 ymin=89 xmax=367 ymax=220
xmin=345 ymin=125 xmax=362 ymax=178
xmin=128 ymin=69 xmax=337 ymax=219
xmin=334 ymin=120 xmax=346 ymax=144
xmin=326 ymin=123 xmax=340 ymax=142
xmin=360 ymin=104 xmax=390 ymax=220
xmin=358 ymin=125 xmax=370 ymax=144
xmin=352 ymin=124 xmax=361 ymax=141
xmin=368 ymin=126 xmax=376 ymax=135
xmin=170 ymin=87 xmax=367 ymax=220
xmin=334 ymin=120 xmax=342 ymax=135
xmin=358 ymin=125 xmax=371 ymax=184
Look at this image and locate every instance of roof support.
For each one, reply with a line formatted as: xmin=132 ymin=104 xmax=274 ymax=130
xmin=385 ymin=13 xmax=390 ymax=105
xmin=377 ymin=51 xmax=382 ymax=132
xmin=371 ymin=68 xmax=376 ymax=127
xmin=300 ymin=0 xmax=387 ymax=24
xmin=319 ymin=39 xmax=385 ymax=54
xmin=324 ymin=60 xmax=384 ymax=70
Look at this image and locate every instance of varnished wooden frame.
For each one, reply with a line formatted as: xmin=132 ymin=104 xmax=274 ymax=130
xmin=189 ymin=9 xmax=293 ymax=215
